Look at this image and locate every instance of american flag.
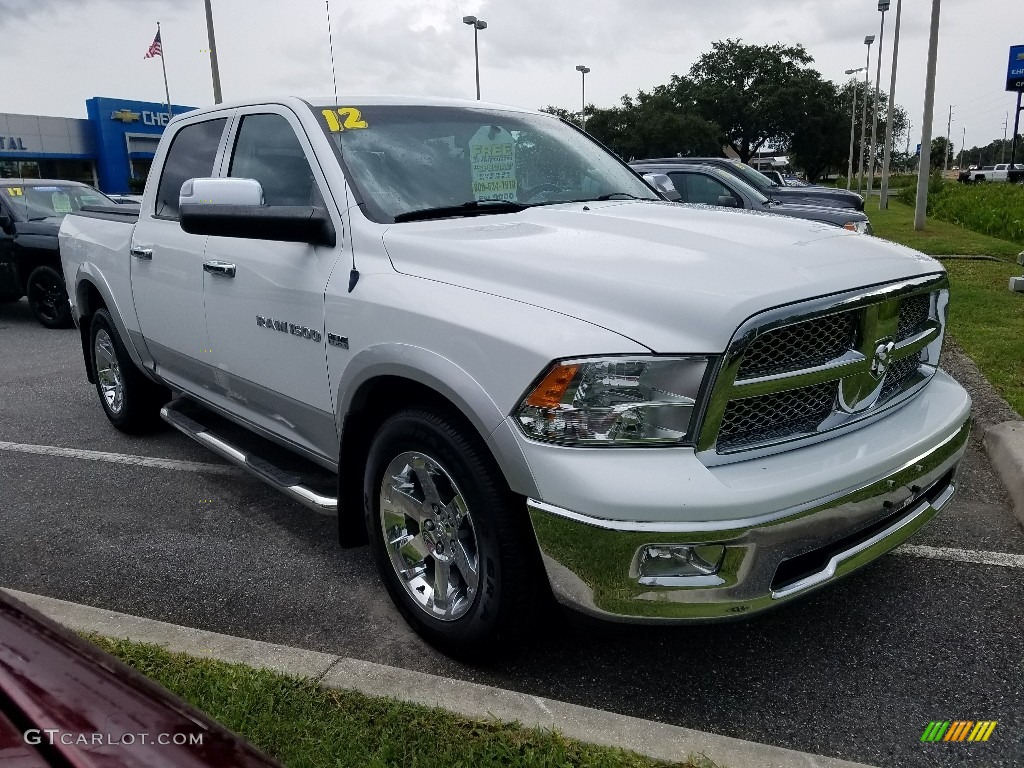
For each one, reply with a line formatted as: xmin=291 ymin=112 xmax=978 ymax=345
xmin=144 ymin=29 xmax=162 ymax=59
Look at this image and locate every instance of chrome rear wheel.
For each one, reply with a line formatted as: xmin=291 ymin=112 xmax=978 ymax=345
xmin=94 ymin=329 xmax=124 ymax=414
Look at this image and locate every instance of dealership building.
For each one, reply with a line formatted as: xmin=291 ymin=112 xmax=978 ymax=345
xmin=0 ymin=97 xmax=196 ymax=194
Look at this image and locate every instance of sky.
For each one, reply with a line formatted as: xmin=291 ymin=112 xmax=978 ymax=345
xmin=1 ymin=0 xmax=1020 ymax=153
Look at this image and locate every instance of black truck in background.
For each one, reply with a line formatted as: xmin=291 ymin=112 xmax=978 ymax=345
xmin=0 ymin=180 xmax=117 ymax=328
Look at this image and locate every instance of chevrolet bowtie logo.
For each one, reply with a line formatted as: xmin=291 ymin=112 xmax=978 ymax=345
xmin=111 ymin=109 xmax=141 ymax=123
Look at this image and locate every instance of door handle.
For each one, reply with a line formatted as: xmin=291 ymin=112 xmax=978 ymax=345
xmin=130 ymin=247 xmax=153 ymax=260
xmin=203 ymin=260 xmax=236 ymax=278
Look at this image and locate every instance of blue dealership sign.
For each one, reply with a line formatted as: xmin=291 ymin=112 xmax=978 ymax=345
xmin=1008 ymin=45 xmax=1024 ymax=92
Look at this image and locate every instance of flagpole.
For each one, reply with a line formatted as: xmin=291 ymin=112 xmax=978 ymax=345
xmin=158 ymin=22 xmax=173 ymax=120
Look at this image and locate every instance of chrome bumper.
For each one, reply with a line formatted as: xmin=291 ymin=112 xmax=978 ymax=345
xmin=527 ymin=415 xmax=970 ymax=622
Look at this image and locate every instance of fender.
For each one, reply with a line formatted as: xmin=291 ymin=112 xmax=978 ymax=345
xmin=333 ymin=343 xmax=541 ymax=498
xmin=74 ymin=264 xmax=160 ymax=385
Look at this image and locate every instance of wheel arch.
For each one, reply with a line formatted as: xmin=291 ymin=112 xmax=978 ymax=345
xmin=334 ymin=351 xmax=536 ymax=548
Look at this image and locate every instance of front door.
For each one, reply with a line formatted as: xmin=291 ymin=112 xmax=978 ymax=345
xmin=201 ymin=108 xmax=343 ymax=460
xmin=131 ymin=116 xmax=230 ymax=390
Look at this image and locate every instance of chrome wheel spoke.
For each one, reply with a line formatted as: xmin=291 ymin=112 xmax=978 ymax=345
xmin=385 ymin=481 xmax=430 ymax=526
xmin=411 ymin=459 xmax=443 ymax=506
xmin=393 ymin=532 xmax=431 ymax=572
xmin=94 ymin=330 xmax=124 ymax=414
xmin=452 ymin=538 xmax=478 ymax=592
xmin=431 ymin=561 xmax=451 ymax=615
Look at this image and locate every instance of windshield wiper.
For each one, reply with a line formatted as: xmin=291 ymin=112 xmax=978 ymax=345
xmin=594 ymin=192 xmax=647 ymax=201
xmin=393 ymin=200 xmax=528 ymax=223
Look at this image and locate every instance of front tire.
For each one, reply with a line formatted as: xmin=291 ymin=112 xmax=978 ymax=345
xmin=364 ymin=408 xmax=543 ymax=657
xmin=26 ymin=265 xmax=73 ymax=328
xmin=90 ymin=308 xmax=168 ymax=433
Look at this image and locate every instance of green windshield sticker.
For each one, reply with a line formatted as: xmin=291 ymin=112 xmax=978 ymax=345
xmin=52 ymin=192 xmax=72 ymax=214
xmin=469 ymin=126 xmax=516 ymax=202
xmin=322 ymin=107 xmax=369 ymax=132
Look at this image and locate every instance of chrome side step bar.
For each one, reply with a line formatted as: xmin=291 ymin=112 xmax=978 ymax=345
xmin=160 ymin=401 xmax=337 ymax=516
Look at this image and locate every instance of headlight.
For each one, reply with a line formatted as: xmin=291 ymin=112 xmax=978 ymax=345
xmin=843 ymin=220 xmax=872 ymax=235
xmin=514 ymin=357 xmax=711 ymax=446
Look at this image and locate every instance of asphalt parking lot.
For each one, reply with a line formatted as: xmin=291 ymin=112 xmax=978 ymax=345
xmin=2 ymin=297 xmax=1023 ymax=768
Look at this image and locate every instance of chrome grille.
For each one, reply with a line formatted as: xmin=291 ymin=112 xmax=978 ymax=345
xmin=879 ymin=356 xmax=921 ymax=402
xmin=699 ymin=276 xmax=948 ymax=459
xmin=737 ymin=311 xmax=858 ymax=379
xmin=718 ymin=382 xmax=836 ymax=451
xmin=897 ymin=294 xmax=930 ymax=341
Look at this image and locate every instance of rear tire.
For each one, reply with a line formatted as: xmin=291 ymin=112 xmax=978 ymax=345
xmin=363 ymin=408 xmax=543 ymax=658
xmin=26 ymin=265 xmax=73 ymax=328
xmin=90 ymin=308 xmax=168 ymax=433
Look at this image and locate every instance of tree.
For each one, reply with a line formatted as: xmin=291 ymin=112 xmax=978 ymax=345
xmin=686 ymin=39 xmax=818 ymax=162
xmin=785 ymin=78 xmax=848 ymax=183
xmin=930 ymin=137 xmax=954 ymax=170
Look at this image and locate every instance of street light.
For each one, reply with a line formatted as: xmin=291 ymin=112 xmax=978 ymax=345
xmin=858 ymin=35 xmax=875 ymax=193
xmin=845 ymin=67 xmax=867 ymax=190
xmin=462 ymin=15 xmax=487 ymax=100
xmin=879 ymin=0 xmax=903 ymax=209
xmin=866 ymin=1 xmax=890 ymax=201
xmin=576 ymin=65 xmax=591 ymax=132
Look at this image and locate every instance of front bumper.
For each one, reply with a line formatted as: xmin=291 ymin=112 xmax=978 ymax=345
xmin=527 ymin=404 xmax=970 ymax=623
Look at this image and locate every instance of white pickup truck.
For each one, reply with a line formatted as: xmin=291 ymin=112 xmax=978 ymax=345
xmin=59 ymin=96 xmax=971 ymax=655
xmin=969 ymin=163 xmax=1024 ymax=183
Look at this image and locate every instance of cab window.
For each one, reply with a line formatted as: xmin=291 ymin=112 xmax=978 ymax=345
xmin=229 ymin=114 xmax=320 ymax=207
xmin=155 ymin=118 xmax=228 ymax=219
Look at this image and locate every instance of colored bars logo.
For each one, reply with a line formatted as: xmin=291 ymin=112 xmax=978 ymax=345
xmin=920 ymin=721 xmax=997 ymax=742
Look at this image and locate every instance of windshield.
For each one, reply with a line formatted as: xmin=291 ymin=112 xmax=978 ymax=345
xmin=3 ymin=183 xmax=112 ymax=221
xmin=727 ymin=161 xmax=777 ymax=192
xmin=310 ymin=104 xmax=659 ymax=222
xmin=708 ymin=167 xmax=769 ymax=205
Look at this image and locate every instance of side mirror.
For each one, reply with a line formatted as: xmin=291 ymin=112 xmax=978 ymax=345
xmin=178 ymin=177 xmax=335 ymax=247
xmin=716 ymin=195 xmax=739 ymax=208
xmin=642 ymin=173 xmax=681 ymax=202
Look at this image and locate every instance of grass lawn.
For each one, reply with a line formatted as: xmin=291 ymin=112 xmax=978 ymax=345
xmin=87 ymin=635 xmax=715 ymax=768
xmin=866 ymin=200 xmax=1023 ymax=258
xmin=863 ymin=200 xmax=1024 ymax=415
xmin=942 ymin=259 xmax=1024 ymax=415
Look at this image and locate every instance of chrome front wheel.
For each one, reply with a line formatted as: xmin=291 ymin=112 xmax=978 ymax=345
xmin=379 ymin=451 xmax=480 ymax=622
xmin=94 ymin=329 xmax=124 ymax=414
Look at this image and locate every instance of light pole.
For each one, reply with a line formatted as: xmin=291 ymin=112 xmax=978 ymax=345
xmin=576 ymin=65 xmax=591 ymax=132
xmin=845 ymin=67 xmax=867 ymax=190
xmin=203 ymin=0 xmax=223 ymax=103
xmin=858 ymin=35 xmax=875 ymax=193
xmin=914 ymin=0 xmax=942 ymax=231
xmin=866 ymin=1 xmax=889 ymax=201
xmin=462 ymin=15 xmax=487 ymax=100
xmin=879 ymin=0 xmax=903 ymax=209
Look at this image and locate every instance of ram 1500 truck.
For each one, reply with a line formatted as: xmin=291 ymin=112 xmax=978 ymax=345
xmin=59 ymin=96 xmax=971 ymax=656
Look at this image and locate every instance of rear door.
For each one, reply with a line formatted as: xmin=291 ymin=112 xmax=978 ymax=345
xmin=201 ymin=106 xmax=344 ymax=459
xmin=131 ymin=115 xmax=232 ymax=389
xmin=0 ymin=192 xmax=18 ymax=296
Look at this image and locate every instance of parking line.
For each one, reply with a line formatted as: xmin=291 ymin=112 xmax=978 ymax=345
xmin=894 ymin=543 xmax=1024 ymax=570
xmin=0 ymin=441 xmax=239 ymax=475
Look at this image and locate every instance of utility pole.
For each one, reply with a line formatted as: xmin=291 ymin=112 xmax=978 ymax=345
xmin=958 ymin=126 xmax=965 ymax=170
xmin=944 ymin=105 xmax=954 ymax=173
xmin=879 ymin=0 xmax=902 ymax=209
xmin=914 ymin=0 xmax=941 ymax=231
xmin=1003 ymin=112 xmax=1009 ymax=163
xmin=858 ymin=36 xmax=875 ymax=193
xmin=203 ymin=0 xmax=223 ymax=104
xmin=845 ymin=67 xmax=866 ymax=189
xmin=867 ymin=1 xmax=889 ymax=201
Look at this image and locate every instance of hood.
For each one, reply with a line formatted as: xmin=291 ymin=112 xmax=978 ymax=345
xmin=381 ymin=200 xmax=941 ymax=353
xmin=14 ymin=217 xmax=63 ymax=236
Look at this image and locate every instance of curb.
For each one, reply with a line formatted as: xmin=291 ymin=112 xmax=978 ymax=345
xmin=4 ymin=588 xmax=875 ymax=768
xmin=984 ymin=422 xmax=1024 ymax=526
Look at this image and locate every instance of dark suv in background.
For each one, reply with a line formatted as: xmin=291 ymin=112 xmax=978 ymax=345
xmin=632 ymin=158 xmax=865 ymax=211
xmin=633 ymin=162 xmax=873 ymax=234
xmin=0 ymin=179 xmax=113 ymax=328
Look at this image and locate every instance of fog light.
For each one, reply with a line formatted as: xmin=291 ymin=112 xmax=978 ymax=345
xmin=637 ymin=544 xmax=726 ymax=587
